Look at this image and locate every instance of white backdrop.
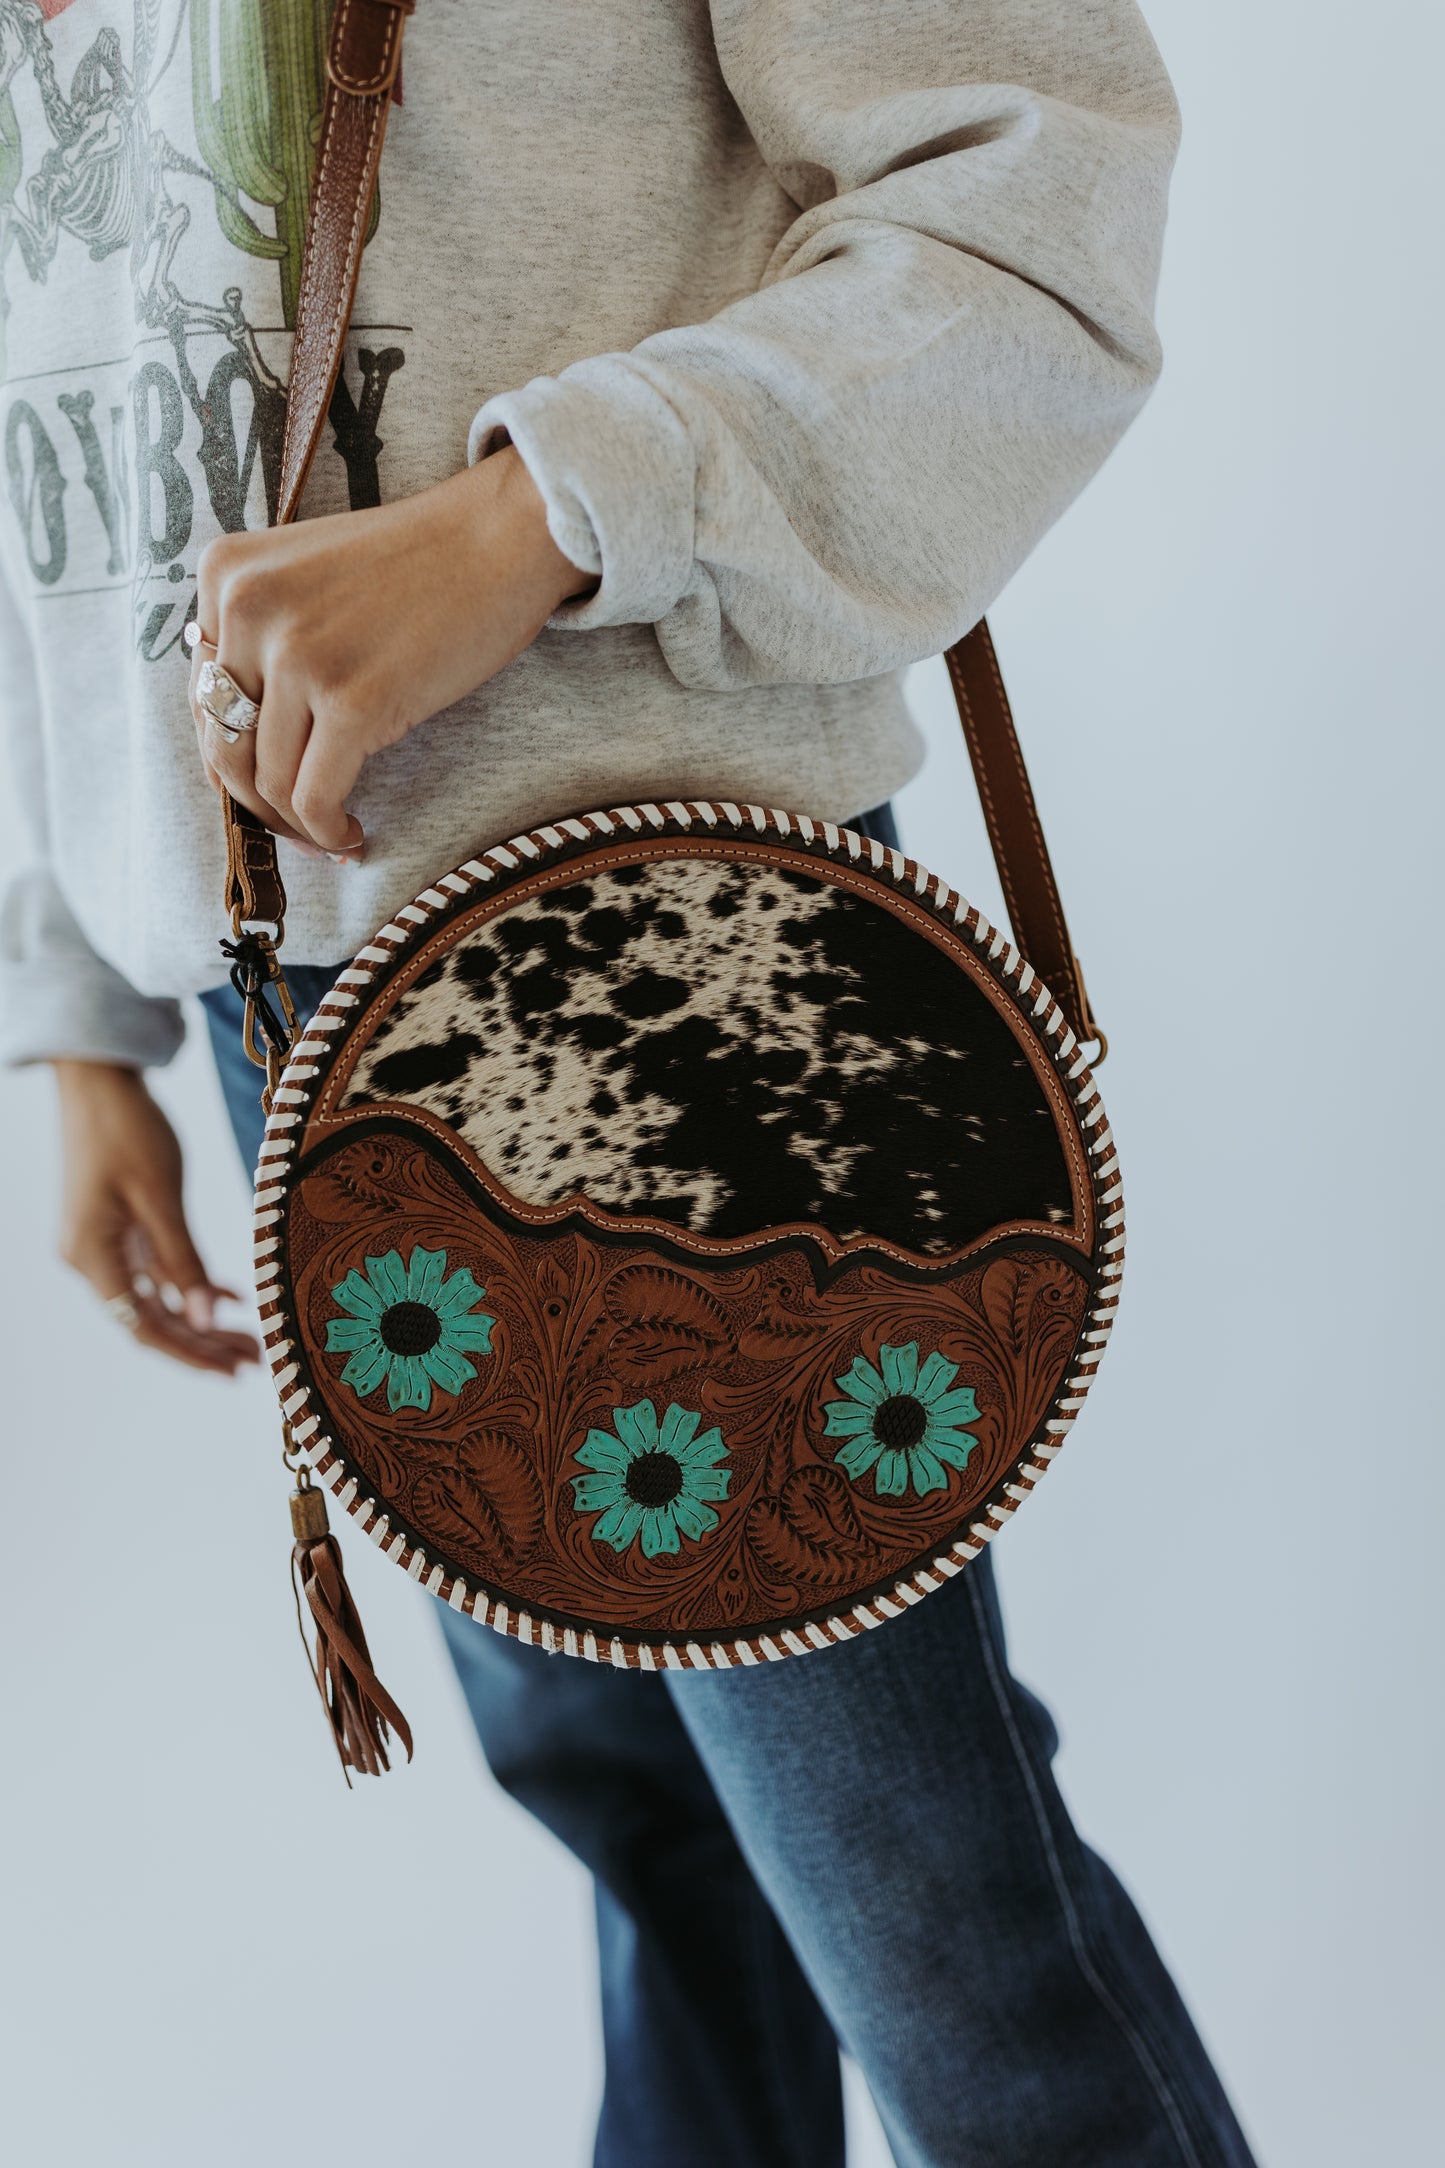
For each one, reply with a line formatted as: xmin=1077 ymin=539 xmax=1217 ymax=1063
xmin=2 ymin=4 xmax=1441 ymax=2164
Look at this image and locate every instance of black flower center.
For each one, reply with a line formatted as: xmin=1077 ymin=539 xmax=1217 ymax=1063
xmin=873 ymin=1394 xmax=928 ymax=1451
xmin=379 ymin=1301 xmax=442 ymax=1356
xmin=624 ymin=1451 xmax=684 ymax=1508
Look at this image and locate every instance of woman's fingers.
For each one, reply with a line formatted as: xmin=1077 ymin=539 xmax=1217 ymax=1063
xmin=64 ymin=1182 xmax=142 ymax=1307
xmin=63 ymin=1190 xmax=254 ymax=1376
xmin=288 ymin=704 xmax=368 ymax=855
xmin=189 ymin=543 xmax=293 ymax=835
xmin=204 ymin=694 xmax=315 ymax=848
xmin=122 ymin=1220 xmax=260 ymax=1376
xmin=191 ymin=670 xmax=316 ymax=849
xmin=191 ymin=710 xmax=327 ymax=859
xmin=188 ymin=561 xmax=362 ymax=854
xmin=53 ymin=1063 xmax=258 ymax=1378
xmin=182 ymin=457 xmax=586 ymax=853
xmin=250 ymin=675 xmax=311 ymax=830
xmin=124 ymin=1149 xmax=260 ymax=1373
xmin=252 ymin=680 xmax=364 ymax=855
xmin=129 ymin=1286 xmax=260 ymax=1374
xmin=186 ymin=620 xmax=261 ymax=750
xmin=124 ymin=1183 xmax=208 ymax=1307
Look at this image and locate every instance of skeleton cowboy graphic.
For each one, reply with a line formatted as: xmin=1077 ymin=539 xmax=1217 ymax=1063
xmin=0 ymin=1 xmax=401 ymax=637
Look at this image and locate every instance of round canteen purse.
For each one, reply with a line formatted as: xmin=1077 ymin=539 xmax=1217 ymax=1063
xmin=217 ymin=0 xmax=1119 ymax=1776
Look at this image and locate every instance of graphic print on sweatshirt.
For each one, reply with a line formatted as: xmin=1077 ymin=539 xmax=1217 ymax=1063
xmin=342 ymin=858 xmax=1075 ymax=1255
xmin=0 ymin=0 xmax=405 ymax=658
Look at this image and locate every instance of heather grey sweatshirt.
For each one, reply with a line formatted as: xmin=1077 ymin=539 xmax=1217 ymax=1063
xmin=0 ymin=0 xmax=1178 ymax=1066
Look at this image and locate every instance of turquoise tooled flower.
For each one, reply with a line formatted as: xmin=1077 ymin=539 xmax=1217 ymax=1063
xmin=325 ymin=1246 xmax=494 ymax=1414
xmin=572 ymin=1401 xmax=731 ymax=1558
xmin=824 ymin=1342 xmax=979 ymax=1497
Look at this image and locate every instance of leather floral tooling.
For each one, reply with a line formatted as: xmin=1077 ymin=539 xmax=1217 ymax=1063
xmin=265 ymin=820 xmax=1117 ymax=1659
xmin=286 ymin=1123 xmax=1090 ymax=1639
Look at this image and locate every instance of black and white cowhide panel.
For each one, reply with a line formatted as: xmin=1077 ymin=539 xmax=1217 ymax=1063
xmin=341 ymin=858 xmax=1072 ymax=1254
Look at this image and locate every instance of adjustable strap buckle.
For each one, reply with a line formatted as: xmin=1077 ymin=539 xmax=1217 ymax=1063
xmin=1070 ymin=953 xmax=1109 ymax=1068
xmin=220 ymin=926 xmax=301 ymax=1104
xmin=329 ymin=0 xmax=412 ymax=97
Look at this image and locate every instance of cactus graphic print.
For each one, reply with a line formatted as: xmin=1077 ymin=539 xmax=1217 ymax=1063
xmin=0 ymin=0 xmax=404 ymax=656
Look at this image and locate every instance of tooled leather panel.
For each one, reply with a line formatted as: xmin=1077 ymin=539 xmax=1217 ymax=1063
xmin=281 ymin=1125 xmax=1091 ymax=1640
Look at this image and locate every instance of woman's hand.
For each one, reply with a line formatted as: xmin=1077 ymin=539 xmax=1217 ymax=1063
xmin=52 ymin=1062 xmax=259 ymax=1377
xmin=189 ymin=448 xmax=592 ymax=855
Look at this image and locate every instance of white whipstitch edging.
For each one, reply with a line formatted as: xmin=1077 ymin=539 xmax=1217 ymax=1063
xmin=251 ymin=800 xmax=1123 ymax=1668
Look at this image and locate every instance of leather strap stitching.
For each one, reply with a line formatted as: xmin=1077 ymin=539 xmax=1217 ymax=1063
xmin=942 ymin=626 xmax=1089 ymax=1041
xmin=977 ymin=631 xmax=1075 ymax=987
xmin=278 ymin=88 xmax=386 ymax=523
xmin=329 ymin=0 xmax=404 ymax=98
xmin=944 ymin=643 xmax=1029 ymax=947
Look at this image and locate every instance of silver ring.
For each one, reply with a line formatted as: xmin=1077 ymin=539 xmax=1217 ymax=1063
xmin=196 ymin=658 xmax=260 ymax=736
xmin=106 ymin=1293 xmax=141 ymax=1332
xmin=183 ymin=621 xmax=217 ymax=654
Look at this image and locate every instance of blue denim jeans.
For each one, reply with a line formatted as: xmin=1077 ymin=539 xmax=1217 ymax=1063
xmin=201 ymin=809 xmax=1254 ymax=2168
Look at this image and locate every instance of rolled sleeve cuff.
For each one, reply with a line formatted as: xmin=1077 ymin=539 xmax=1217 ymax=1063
xmin=0 ymin=958 xmax=185 ymax=1069
xmin=469 ymin=359 xmax=696 ymax=631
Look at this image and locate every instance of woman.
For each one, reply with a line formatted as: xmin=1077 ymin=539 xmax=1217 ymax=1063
xmin=1 ymin=2 xmax=1254 ymax=2161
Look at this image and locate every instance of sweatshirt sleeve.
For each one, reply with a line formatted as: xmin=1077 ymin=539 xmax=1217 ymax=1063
xmin=0 ymin=562 xmax=184 ymax=1069
xmin=469 ymin=0 xmax=1179 ymax=689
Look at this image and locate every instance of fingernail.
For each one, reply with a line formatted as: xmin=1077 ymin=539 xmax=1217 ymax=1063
xmin=184 ymin=1288 xmax=214 ymax=1332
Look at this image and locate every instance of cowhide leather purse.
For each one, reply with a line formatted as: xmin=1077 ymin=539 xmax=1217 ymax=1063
xmin=220 ymin=0 xmax=1120 ymax=1774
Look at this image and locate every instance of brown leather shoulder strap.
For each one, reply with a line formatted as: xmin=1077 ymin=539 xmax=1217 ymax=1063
xmin=221 ymin=0 xmax=1102 ymax=1053
xmin=944 ymin=621 xmax=1101 ymax=1049
xmin=275 ymin=0 xmax=411 ymax=527
xmin=222 ymin=0 xmax=412 ymax=932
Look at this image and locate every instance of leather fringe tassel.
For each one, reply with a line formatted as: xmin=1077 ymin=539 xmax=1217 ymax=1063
xmin=290 ymin=1483 xmax=413 ymax=1780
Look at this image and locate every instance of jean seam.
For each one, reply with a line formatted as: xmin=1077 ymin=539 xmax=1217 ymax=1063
xmin=673 ymin=1691 xmax=829 ymax=2168
xmin=743 ymin=1893 xmax=832 ymax=2168
xmin=965 ymin=1569 xmax=1208 ymax=2168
